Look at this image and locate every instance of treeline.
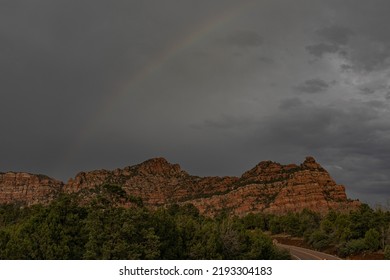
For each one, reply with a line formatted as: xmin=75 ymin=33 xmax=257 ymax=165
xmin=0 ymin=184 xmax=289 ymax=260
xmin=250 ymin=206 xmax=390 ymax=258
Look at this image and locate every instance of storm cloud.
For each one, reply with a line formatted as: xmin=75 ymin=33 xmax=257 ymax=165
xmin=1 ymin=0 xmax=390 ymax=206
xmin=305 ymin=43 xmax=341 ymax=58
xmin=294 ymin=78 xmax=331 ymax=94
xmin=225 ymin=30 xmax=263 ymax=47
xmin=316 ymin=25 xmax=354 ymax=46
xmin=250 ymin=99 xmax=390 ymax=204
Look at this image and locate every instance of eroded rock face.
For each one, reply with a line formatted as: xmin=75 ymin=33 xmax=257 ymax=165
xmin=0 ymin=157 xmax=361 ymax=215
xmin=64 ymin=157 xmax=238 ymax=206
xmin=0 ymin=172 xmax=63 ymax=205
xmin=188 ymin=157 xmax=360 ymax=216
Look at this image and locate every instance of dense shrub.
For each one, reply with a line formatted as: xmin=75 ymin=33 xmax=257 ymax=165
xmin=339 ymin=238 xmax=367 ymax=256
xmin=0 ymin=185 xmax=290 ymax=260
xmin=308 ymin=230 xmax=331 ymax=250
xmin=384 ymin=245 xmax=390 ymax=260
xmin=1 ymin=189 xmax=389 ymax=259
xmin=364 ymin=229 xmax=380 ymax=251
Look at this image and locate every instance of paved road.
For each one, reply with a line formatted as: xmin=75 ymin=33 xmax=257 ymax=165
xmin=276 ymin=243 xmax=342 ymax=260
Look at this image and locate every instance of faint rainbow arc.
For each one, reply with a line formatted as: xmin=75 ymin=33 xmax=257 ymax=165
xmin=61 ymin=1 xmax=257 ymax=170
xmin=102 ymin=1 xmax=257 ymax=118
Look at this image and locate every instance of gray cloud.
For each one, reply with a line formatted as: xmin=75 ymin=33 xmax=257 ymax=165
xmin=191 ymin=115 xmax=256 ymax=130
xmin=2 ymin=0 xmax=390 ymax=207
xmin=349 ymin=45 xmax=390 ymax=72
xmin=226 ymin=30 xmax=263 ymax=47
xmin=316 ymin=25 xmax=354 ymax=46
xmin=305 ymin=43 xmax=341 ymax=57
xmin=304 ymin=8 xmax=390 ymax=72
xmin=258 ymin=56 xmax=274 ymax=64
xmin=304 ymin=25 xmax=353 ymax=58
xmin=279 ymin=97 xmax=303 ymax=110
xmin=294 ymin=78 xmax=330 ymax=94
xmin=305 ymin=43 xmax=340 ymax=57
xmin=248 ymin=99 xmax=390 ymax=205
xmin=340 ymin=64 xmax=353 ymax=71
xmin=359 ymin=87 xmax=376 ymax=95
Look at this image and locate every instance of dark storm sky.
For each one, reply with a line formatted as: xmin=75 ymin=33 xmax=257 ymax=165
xmin=1 ymin=0 xmax=390 ymax=206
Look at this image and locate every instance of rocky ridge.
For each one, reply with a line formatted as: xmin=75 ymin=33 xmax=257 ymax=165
xmin=0 ymin=157 xmax=360 ymax=215
xmin=0 ymin=172 xmax=63 ymax=205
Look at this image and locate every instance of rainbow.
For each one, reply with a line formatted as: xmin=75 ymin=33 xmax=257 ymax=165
xmin=61 ymin=1 xmax=257 ymax=169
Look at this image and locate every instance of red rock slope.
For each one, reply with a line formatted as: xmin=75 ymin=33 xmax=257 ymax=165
xmin=0 ymin=157 xmax=360 ymax=215
xmin=0 ymin=172 xmax=63 ymax=205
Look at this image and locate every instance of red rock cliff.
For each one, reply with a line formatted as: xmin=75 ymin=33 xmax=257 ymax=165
xmin=0 ymin=172 xmax=63 ymax=205
xmin=0 ymin=157 xmax=360 ymax=215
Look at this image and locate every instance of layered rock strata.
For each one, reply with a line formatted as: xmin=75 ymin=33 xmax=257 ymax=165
xmin=0 ymin=172 xmax=63 ymax=205
xmin=0 ymin=157 xmax=360 ymax=215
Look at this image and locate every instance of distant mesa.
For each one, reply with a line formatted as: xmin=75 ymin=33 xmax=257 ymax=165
xmin=0 ymin=156 xmax=360 ymax=215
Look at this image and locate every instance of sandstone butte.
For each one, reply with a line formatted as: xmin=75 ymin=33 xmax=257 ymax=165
xmin=0 ymin=157 xmax=361 ymax=216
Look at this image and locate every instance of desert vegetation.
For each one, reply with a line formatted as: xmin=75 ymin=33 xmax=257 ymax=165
xmin=1 ymin=184 xmax=388 ymax=259
xmin=0 ymin=184 xmax=289 ymax=260
xmin=263 ymin=205 xmax=390 ymax=258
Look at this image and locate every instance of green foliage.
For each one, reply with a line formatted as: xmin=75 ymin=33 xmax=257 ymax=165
xmin=1 ymin=185 xmax=388 ymax=259
xmin=240 ymin=213 xmax=267 ymax=231
xmin=269 ymin=216 xmax=283 ymax=234
xmin=83 ymin=207 xmax=160 ymax=259
xmin=339 ymin=238 xmax=367 ymax=256
xmin=0 ymin=184 xmax=290 ymax=260
xmin=187 ymin=219 xmax=222 ymax=259
xmin=348 ymin=204 xmax=375 ymax=239
xmin=0 ymin=195 xmax=87 ymax=259
xmin=268 ymin=205 xmax=389 ymax=258
xmin=364 ymin=229 xmax=380 ymax=251
xmin=151 ymin=208 xmax=182 ymax=259
xmin=268 ymin=210 xmax=321 ymax=237
xmin=308 ymin=230 xmax=331 ymax=250
xmin=298 ymin=209 xmax=321 ymax=236
xmin=278 ymin=213 xmax=301 ymax=236
xmin=384 ymin=245 xmax=390 ymax=260
xmin=333 ymin=214 xmax=352 ymax=242
xmin=0 ymin=203 xmax=28 ymax=226
xmin=321 ymin=219 xmax=334 ymax=234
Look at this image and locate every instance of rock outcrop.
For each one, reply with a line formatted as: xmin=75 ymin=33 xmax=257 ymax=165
xmin=64 ymin=158 xmax=238 ymax=206
xmin=0 ymin=157 xmax=360 ymax=215
xmin=0 ymin=172 xmax=63 ymax=205
xmin=189 ymin=157 xmax=360 ymax=216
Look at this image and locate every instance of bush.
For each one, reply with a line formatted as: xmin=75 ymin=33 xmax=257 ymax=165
xmin=384 ymin=245 xmax=390 ymax=260
xmin=269 ymin=217 xmax=282 ymax=234
xmin=364 ymin=229 xmax=380 ymax=251
xmin=339 ymin=238 xmax=367 ymax=256
xmin=308 ymin=230 xmax=331 ymax=250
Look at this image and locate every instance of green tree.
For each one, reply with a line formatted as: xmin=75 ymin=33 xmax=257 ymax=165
xmin=241 ymin=230 xmax=275 ymax=259
xmin=240 ymin=213 xmax=267 ymax=230
xmin=188 ymin=220 xmax=221 ymax=259
xmin=364 ymin=229 xmax=380 ymax=252
xmin=281 ymin=213 xmax=300 ymax=236
xmin=308 ymin=230 xmax=331 ymax=250
xmin=1 ymin=195 xmax=87 ymax=259
xmin=84 ymin=207 xmax=160 ymax=259
xmin=151 ymin=209 xmax=182 ymax=259
xmin=298 ymin=209 xmax=321 ymax=237
xmin=384 ymin=245 xmax=390 ymax=260
xmin=269 ymin=216 xmax=282 ymax=234
xmin=349 ymin=204 xmax=374 ymax=239
xmin=339 ymin=238 xmax=367 ymax=256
